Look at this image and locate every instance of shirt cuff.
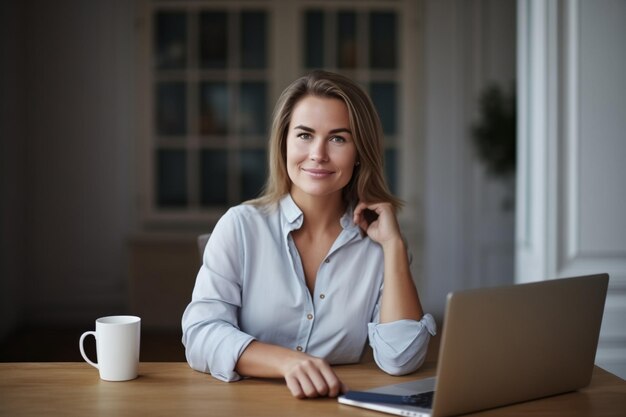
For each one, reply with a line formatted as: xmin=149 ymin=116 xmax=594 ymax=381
xmin=208 ymin=332 xmax=256 ymax=382
xmin=184 ymin=322 xmax=256 ymax=383
xmin=368 ymin=314 xmax=437 ymax=376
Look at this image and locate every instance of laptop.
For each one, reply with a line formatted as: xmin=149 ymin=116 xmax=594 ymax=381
xmin=338 ymin=273 xmax=609 ymax=417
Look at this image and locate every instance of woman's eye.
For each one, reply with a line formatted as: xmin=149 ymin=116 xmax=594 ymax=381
xmin=297 ymin=133 xmax=312 ymax=140
xmin=330 ymin=136 xmax=346 ymax=143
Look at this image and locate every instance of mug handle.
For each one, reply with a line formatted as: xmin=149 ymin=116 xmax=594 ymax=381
xmin=79 ymin=331 xmax=98 ymax=369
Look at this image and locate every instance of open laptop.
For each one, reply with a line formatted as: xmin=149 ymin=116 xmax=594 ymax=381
xmin=338 ymin=273 xmax=609 ymax=417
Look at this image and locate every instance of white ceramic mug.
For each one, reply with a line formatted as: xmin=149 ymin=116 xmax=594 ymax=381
xmin=79 ymin=315 xmax=141 ymax=381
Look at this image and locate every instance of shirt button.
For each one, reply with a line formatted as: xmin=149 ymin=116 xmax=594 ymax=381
xmin=319 ymin=294 xmax=325 ymax=299
xmin=306 ymin=313 xmax=313 ymax=320
xmin=324 ymin=258 xmax=330 ymax=263
xmin=296 ymin=346 xmax=303 ymax=352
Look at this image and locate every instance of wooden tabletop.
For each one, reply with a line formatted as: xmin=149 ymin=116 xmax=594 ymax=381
xmin=1 ymin=361 xmax=624 ymax=416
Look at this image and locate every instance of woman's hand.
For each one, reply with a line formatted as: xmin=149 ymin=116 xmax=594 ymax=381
xmin=281 ymin=354 xmax=348 ymax=399
xmin=353 ymin=201 xmax=402 ymax=246
xmin=235 ymin=341 xmax=348 ymax=399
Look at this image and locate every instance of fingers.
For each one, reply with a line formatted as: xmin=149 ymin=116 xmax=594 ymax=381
xmin=317 ymin=363 xmax=344 ymax=397
xmin=354 ymin=202 xmax=393 ymax=223
xmin=354 ymin=201 xmax=400 ymax=243
xmin=353 ymin=202 xmax=382 ymax=233
xmin=284 ymin=357 xmax=344 ymax=399
xmin=353 ymin=201 xmax=374 ymax=224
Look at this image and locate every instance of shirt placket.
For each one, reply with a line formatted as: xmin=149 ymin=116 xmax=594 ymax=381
xmin=286 ymin=233 xmax=315 ymax=353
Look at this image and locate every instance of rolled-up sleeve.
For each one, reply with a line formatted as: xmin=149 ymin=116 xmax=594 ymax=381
xmin=368 ymin=314 xmax=437 ymax=376
xmin=181 ymin=209 xmax=255 ymax=382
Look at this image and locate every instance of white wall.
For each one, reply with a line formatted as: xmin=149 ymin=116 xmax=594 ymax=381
xmin=422 ymin=0 xmax=517 ymax=320
xmin=516 ymin=0 xmax=626 ymax=379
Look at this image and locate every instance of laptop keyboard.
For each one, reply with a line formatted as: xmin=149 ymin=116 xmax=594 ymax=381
xmin=405 ymin=391 xmax=434 ymax=408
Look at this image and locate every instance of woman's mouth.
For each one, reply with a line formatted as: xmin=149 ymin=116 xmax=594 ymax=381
xmin=302 ymin=168 xmax=334 ymax=178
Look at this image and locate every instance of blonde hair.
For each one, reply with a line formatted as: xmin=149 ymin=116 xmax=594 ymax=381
xmin=249 ymin=70 xmax=402 ymax=211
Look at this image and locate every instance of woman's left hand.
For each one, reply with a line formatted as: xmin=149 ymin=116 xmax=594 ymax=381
xmin=353 ymin=202 xmax=402 ymax=245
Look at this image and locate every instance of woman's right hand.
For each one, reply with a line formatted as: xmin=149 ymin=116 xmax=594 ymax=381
xmin=235 ymin=341 xmax=348 ymax=398
xmin=281 ymin=354 xmax=348 ymax=398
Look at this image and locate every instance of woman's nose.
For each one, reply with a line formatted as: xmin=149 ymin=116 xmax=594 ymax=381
xmin=309 ymin=138 xmax=329 ymax=162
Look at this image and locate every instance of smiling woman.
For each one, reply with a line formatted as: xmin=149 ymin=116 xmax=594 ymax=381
xmin=181 ymin=71 xmax=436 ymax=399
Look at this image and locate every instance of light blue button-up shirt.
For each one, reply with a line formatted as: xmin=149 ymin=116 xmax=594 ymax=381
xmin=182 ymin=194 xmax=436 ymax=382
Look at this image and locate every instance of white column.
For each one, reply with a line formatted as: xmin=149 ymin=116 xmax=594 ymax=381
xmin=516 ymin=0 xmax=626 ymax=378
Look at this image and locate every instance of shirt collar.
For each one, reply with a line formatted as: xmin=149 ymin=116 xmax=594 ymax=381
xmin=279 ymin=194 xmax=303 ymax=229
xmin=279 ymin=194 xmax=363 ymax=237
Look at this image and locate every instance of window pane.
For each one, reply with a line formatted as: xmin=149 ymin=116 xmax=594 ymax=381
xmin=369 ymin=12 xmax=397 ymax=69
xmin=156 ymin=82 xmax=186 ymax=135
xmin=200 ymin=150 xmax=228 ymax=206
xmin=370 ymin=82 xmax=397 ymax=136
xmin=305 ymin=11 xmax=325 ymax=68
xmin=337 ymin=11 xmax=357 ymax=68
xmin=157 ymin=149 xmax=187 ymax=207
xmin=199 ymin=82 xmax=229 ymax=135
xmin=384 ymin=149 xmax=397 ymax=195
xmin=154 ymin=12 xmax=187 ymax=69
xmin=240 ymin=150 xmax=267 ymax=201
xmin=240 ymin=12 xmax=267 ymax=69
xmin=238 ymin=82 xmax=267 ymax=136
xmin=199 ymin=12 xmax=228 ymax=69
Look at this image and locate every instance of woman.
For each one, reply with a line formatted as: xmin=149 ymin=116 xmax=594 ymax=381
xmin=182 ymin=70 xmax=436 ymax=399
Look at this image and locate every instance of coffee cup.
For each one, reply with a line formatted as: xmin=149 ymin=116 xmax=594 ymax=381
xmin=79 ymin=315 xmax=141 ymax=381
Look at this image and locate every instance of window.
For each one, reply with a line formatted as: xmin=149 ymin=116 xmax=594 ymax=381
xmin=138 ymin=1 xmax=418 ymax=228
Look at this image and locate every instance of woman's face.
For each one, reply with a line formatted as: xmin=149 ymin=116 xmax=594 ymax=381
xmin=286 ymin=95 xmax=358 ymax=203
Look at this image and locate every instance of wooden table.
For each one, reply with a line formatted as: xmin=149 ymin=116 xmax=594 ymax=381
xmin=1 ymin=361 xmax=624 ymax=416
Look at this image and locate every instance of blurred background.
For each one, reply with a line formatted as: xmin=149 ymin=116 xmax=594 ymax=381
xmin=1 ymin=0 xmax=624 ymax=378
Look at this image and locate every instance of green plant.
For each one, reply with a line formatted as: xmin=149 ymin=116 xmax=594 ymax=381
xmin=470 ymin=83 xmax=516 ymax=178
